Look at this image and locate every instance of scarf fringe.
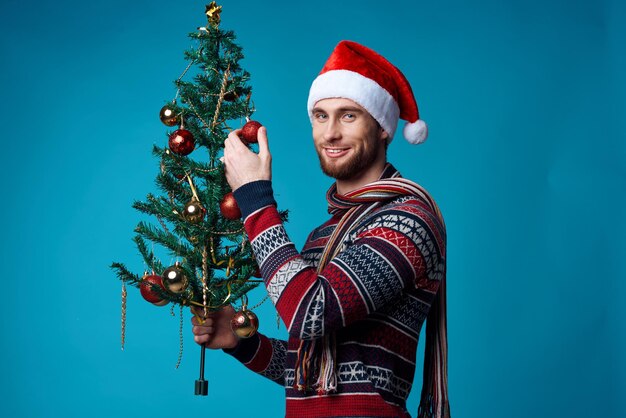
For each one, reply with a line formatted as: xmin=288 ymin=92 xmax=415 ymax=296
xmin=418 ymin=266 xmax=450 ymax=418
xmin=295 ymin=339 xmax=314 ymax=391
xmin=294 ymin=334 xmax=338 ymax=394
xmin=315 ymin=334 xmax=337 ymax=394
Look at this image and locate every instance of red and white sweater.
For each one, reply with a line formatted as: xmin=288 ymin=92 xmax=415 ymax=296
xmin=227 ymin=167 xmax=446 ymax=418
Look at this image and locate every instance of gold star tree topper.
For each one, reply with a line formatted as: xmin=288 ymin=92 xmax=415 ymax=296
xmin=206 ymin=2 xmax=222 ymax=28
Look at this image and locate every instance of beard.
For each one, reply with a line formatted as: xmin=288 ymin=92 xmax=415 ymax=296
xmin=316 ymin=142 xmax=380 ymax=181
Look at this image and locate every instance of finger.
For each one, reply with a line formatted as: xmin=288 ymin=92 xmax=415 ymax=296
xmin=194 ymin=334 xmax=211 ymax=345
xmin=224 ymin=137 xmax=236 ymax=161
xmin=227 ymin=129 xmax=245 ymax=147
xmin=191 ymin=313 xmax=208 ymax=325
xmin=257 ymin=126 xmax=270 ymax=157
xmin=227 ymin=128 xmax=242 ymax=139
xmin=191 ymin=313 xmax=216 ymax=325
xmin=191 ymin=306 xmax=215 ymax=318
xmin=223 ymin=140 xmax=233 ymax=165
xmin=195 ymin=317 xmax=214 ymax=327
xmin=192 ymin=325 xmax=215 ymax=336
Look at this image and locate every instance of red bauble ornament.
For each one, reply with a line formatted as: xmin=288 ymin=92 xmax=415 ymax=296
xmin=240 ymin=120 xmax=262 ymax=144
xmin=253 ymin=266 xmax=262 ymax=278
xmin=169 ymin=129 xmax=195 ymax=155
xmin=139 ymin=274 xmax=169 ymax=306
xmin=220 ymin=192 xmax=241 ymax=220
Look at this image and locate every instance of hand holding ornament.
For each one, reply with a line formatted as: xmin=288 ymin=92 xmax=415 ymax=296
xmin=222 ymin=125 xmax=271 ymax=191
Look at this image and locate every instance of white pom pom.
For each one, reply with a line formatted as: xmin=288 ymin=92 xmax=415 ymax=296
xmin=403 ymin=120 xmax=428 ymax=145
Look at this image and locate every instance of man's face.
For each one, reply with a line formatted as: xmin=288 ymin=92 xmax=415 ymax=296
xmin=311 ymin=98 xmax=388 ymax=181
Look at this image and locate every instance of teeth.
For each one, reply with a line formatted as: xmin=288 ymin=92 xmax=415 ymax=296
xmin=327 ymin=149 xmax=345 ymax=154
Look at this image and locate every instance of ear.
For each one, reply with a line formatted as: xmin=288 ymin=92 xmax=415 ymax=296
xmin=379 ymin=126 xmax=389 ymax=142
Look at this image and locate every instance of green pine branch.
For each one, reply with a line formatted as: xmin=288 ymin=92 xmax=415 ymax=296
xmin=134 ymin=221 xmax=193 ymax=260
xmin=111 ymin=262 xmax=142 ymax=286
xmin=133 ymin=235 xmax=165 ymax=274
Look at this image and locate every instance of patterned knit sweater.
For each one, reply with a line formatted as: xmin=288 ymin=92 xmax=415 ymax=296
xmin=227 ymin=166 xmax=446 ymax=418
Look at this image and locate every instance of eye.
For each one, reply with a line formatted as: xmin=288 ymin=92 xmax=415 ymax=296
xmin=342 ymin=113 xmax=356 ymax=121
xmin=314 ymin=112 xmax=328 ymax=121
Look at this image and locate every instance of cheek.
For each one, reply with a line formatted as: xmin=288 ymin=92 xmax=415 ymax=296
xmin=362 ymin=130 xmax=382 ymax=152
xmin=312 ymin=133 xmax=323 ymax=148
xmin=312 ymin=125 xmax=324 ymax=141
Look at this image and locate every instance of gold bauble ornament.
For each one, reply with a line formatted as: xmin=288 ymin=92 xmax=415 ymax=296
xmin=230 ymin=308 xmax=259 ymax=338
xmin=162 ymin=262 xmax=189 ymax=294
xmin=183 ymin=199 xmax=206 ymax=224
xmin=159 ymin=105 xmax=179 ymax=126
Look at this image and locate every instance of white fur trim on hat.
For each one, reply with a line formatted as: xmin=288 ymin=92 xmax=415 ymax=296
xmin=307 ymin=69 xmax=400 ymax=140
xmin=403 ymin=119 xmax=428 ymax=144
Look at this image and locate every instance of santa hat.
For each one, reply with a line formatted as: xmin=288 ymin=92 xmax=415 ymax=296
xmin=308 ymin=40 xmax=428 ymax=145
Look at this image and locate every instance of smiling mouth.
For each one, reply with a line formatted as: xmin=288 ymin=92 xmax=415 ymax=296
xmin=324 ymin=147 xmax=350 ymax=158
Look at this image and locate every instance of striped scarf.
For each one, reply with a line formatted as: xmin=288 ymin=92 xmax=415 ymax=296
xmin=294 ymin=164 xmax=450 ymax=417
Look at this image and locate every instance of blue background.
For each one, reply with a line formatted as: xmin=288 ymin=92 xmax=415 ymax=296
xmin=1 ymin=0 xmax=624 ymax=417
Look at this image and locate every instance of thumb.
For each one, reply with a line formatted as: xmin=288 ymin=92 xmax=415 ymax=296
xmin=257 ymin=126 xmax=270 ymax=156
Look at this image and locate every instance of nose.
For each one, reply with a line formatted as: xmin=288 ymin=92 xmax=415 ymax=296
xmin=323 ymin=118 xmax=342 ymax=142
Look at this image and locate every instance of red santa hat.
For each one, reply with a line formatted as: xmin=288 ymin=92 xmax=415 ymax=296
xmin=308 ymin=40 xmax=428 ymax=145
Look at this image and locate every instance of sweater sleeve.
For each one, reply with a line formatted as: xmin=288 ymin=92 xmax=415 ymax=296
xmin=234 ymin=180 xmax=446 ymax=340
xmin=223 ymin=331 xmax=288 ymax=386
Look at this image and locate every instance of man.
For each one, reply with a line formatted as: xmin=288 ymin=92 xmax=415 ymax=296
xmin=192 ymin=41 xmax=450 ymax=418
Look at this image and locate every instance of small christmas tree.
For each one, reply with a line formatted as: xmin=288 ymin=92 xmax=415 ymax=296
xmin=111 ymin=2 xmax=281 ymax=395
